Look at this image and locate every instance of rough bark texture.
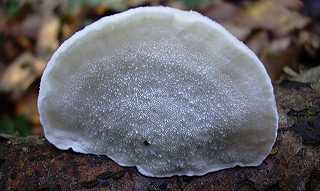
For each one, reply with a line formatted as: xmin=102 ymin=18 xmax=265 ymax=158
xmin=0 ymin=81 xmax=320 ymax=191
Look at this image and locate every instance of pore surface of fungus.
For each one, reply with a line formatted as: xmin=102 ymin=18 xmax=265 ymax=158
xmin=38 ymin=7 xmax=278 ymax=177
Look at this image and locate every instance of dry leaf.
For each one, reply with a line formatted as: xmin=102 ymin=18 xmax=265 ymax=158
xmin=246 ymin=31 xmax=269 ymax=54
xmin=202 ymin=2 xmax=250 ymax=40
xmin=0 ymin=53 xmax=45 ymax=98
xmin=223 ymin=22 xmax=251 ymax=40
xmin=236 ymin=0 xmax=310 ymax=36
xmin=36 ymin=16 xmax=60 ymax=58
xmin=204 ymin=2 xmax=239 ymax=23
xmin=290 ymin=65 xmax=320 ymax=92
xmin=260 ymin=37 xmax=297 ymax=81
xmin=16 ymin=90 xmax=40 ymax=126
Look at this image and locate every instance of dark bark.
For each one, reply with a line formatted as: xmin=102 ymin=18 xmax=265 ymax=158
xmin=0 ymin=81 xmax=320 ymax=191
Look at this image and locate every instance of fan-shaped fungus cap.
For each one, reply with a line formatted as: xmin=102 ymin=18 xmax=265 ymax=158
xmin=38 ymin=7 xmax=278 ymax=177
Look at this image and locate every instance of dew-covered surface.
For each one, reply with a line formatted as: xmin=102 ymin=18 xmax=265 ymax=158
xmin=38 ymin=7 xmax=278 ymax=177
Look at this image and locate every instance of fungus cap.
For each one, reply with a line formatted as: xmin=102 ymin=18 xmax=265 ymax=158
xmin=38 ymin=6 xmax=278 ymax=177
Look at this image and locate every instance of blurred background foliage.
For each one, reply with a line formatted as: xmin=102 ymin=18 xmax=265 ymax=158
xmin=0 ymin=0 xmax=319 ymax=137
xmin=0 ymin=115 xmax=31 ymax=136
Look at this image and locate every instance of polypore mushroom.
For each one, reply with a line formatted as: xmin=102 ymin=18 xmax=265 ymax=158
xmin=38 ymin=7 xmax=278 ymax=177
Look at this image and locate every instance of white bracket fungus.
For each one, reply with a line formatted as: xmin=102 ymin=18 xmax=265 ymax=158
xmin=38 ymin=7 xmax=278 ymax=177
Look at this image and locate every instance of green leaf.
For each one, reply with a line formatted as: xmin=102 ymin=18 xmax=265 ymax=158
xmin=15 ymin=116 xmax=32 ymax=137
xmin=0 ymin=116 xmax=32 ymax=137
xmin=180 ymin=0 xmax=218 ymax=9
xmin=3 ymin=0 xmax=20 ymax=17
xmin=0 ymin=116 xmax=17 ymax=135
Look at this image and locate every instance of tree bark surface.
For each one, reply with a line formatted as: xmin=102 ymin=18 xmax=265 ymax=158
xmin=0 ymin=81 xmax=320 ymax=191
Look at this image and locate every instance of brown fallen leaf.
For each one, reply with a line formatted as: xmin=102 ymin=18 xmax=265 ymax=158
xmin=2 ymin=40 xmax=20 ymax=61
xmin=260 ymin=37 xmax=299 ymax=81
xmin=246 ymin=30 xmax=269 ymax=54
xmin=16 ymin=35 xmax=33 ymax=50
xmin=203 ymin=2 xmax=251 ymax=41
xmin=0 ymin=14 xmax=42 ymax=40
xmin=222 ymin=22 xmax=251 ymax=41
xmin=167 ymin=1 xmax=187 ymax=10
xmin=128 ymin=0 xmax=147 ymax=7
xmin=299 ymin=30 xmax=320 ymax=59
xmin=203 ymin=2 xmax=239 ymax=23
xmin=15 ymin=89 xmax=41 ymax=135
xmin=0 ymin=53 xmax=45 ymax=98
xmin=283 ymin=66 xmax=299 ymax=78
xmin=290 ymin=65 xmax=320 ymax=92
xmin=36 ymin=15 xmax=60 ymax=58
xmin=235 ymin=0 xmax=310 ymax=36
